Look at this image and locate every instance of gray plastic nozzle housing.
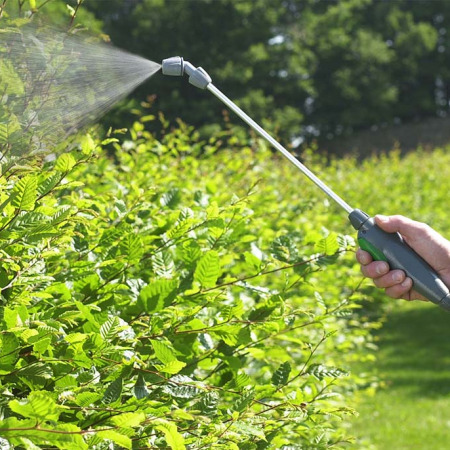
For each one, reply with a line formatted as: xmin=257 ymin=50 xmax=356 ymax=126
xmin=162 ymin=56 xmax=184 ymax=76
xmin=162 ymin=56 xmax=212 ymax=89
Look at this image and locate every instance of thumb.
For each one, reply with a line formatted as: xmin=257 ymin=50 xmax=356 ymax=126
xmin=374 ymin=215 xmax=427 ymax=241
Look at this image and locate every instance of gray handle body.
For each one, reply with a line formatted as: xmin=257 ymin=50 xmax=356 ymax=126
xmin=349 ymin=209 xmax=450 ymax=311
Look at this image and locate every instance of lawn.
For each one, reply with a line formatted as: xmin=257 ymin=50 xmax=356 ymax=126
xmin=350 ymin=301 xmax=450 ymax=449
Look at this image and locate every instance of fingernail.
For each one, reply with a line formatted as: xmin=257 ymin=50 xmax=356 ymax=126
xmin=359 ymin=252 xmax=370 ymax=264
xmin=376 ymin=262 xmax=389 ymax=275
xmin=393 ymin=272 xmax=403 ymax=283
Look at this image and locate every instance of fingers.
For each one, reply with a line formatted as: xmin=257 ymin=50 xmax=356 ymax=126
xmin=384 ymin=277 xmax=413 ymax=299
xmin=356 ymin=248 xmax=414 ymax=300
xmin=355 ymin=248 xmax=372 ymax=265
xmin=374 ymin=215 xmax=430 ymax=240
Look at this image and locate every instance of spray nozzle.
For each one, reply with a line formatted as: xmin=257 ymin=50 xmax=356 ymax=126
xmin=162 ymin=56 xmax=212 ymax=90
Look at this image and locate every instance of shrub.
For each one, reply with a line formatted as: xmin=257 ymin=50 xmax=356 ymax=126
xmin=0 ymin=118 xmax=377 ymax=449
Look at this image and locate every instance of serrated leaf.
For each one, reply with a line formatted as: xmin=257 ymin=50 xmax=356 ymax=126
xmin=197 ymin=391 xmax=219 ymax=415
xmin=55 ymin=153 xmax=76 ymax=172
xmin=37 ymin=172 xmax=62 ymax=196
xmin=271 ymin=362 xmax=291 ymax=386
xmin=194 ymin=251 xmax=220 ymax=288
xmin=162 ymin=375 xmax=201 ymax=399
xmin=138 ymin=279 xmax=177 ymax=313
xmin=120 ymin=233 xmax=143 ymax=262
xmin=316 ymin=233 xmax=339 ymax=256
xmin=11 ymin=176 xmax=37 ymax=211
xmin=160 ymin=188 xmax=181 ymax=208
xmin=179 ymin=240 xmax=202 ymax=265
xmin=151 ymin=339 xmax=176 ymax=364
xmin=95 ymin=430 xmax=131 ymax=449
xmin=33 ymin=337 xmax=51 ymax=354
xmin=17 ymin=363 xmax=53 ymax=384
xmin=155 ymin=420 xmax=186 ymax=450
xmin=110 ymin=411 xmax=145 ymax=428
xmin=0 ymin=60 xmax=24 ymax=95
xmin=232 ymin=421 xmax=266 ymax=440
xmin=9 ymin=391 xmax=61 ymax=421
xmin=102 ymin=377 xmax=123 ymax=404
xmin=152 ymin=250 xmax=175 ymax=277
xmin=270 ymin=235 xmax=299 ymax=263
xmin=233 ymin=388 xmax=254 ymax=412
xmin=75 ymin=392 xmax=102 ymax=407
xmin=0 ymin=418 xmax=87 ymax=448
xmin=0 ymin=333 xmax=19 ymax=370
xmin=308 ymin=363 xmax=349 ymax=380
xmin=156 ymin=360 xmax=186 ymax=375
xmin=167 ymin=218 xmax=194 ymax=239
xmin=100 ymin=316 xmax=120 ymax=341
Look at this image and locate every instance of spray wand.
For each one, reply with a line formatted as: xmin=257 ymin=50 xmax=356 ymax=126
xmin=161 ymin=56 xmax=450 ymax=311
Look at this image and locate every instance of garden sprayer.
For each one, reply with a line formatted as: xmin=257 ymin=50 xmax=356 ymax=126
xmin=162 ymin=56 xmax=450 ymax=311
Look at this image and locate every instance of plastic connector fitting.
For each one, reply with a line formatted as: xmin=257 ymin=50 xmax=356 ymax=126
xmin=161 ymin=56 xmax=212 ymax=89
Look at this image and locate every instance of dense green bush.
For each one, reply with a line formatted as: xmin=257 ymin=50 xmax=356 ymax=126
xmin=0 ymin=114 xmax=380 ymax=449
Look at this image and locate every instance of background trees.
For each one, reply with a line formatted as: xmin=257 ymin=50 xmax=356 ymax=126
xmin=82 ymin=0 xmax=450 ymax=146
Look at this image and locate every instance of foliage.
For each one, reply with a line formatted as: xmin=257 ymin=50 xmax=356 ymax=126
xmin=84 ymin=0 xmax=448 ymax=143
xmin=0 ymin=112 xmax=382 ymax=448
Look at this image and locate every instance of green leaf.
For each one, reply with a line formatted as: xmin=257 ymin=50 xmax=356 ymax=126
xmin=9 ymin=391 xmax=61 ymax=421
xmin=156 ymin=360 xmax=186 ymax=375
xmin=33 ymin=337 xmax=51 ymax=355
xmin=0 ymin=332 xmax=19 ymax=370
xmin=102 ymin=377 xmax=123 ymax=404
xmin=179 ymin=240 xmax=202 ymax=265
xmin=316 ymin=233 xmax=340 ymax=256
xmin=155 ymin=420 xmax=186 ymax=450
xmin=160 ymin=188 xmax=181 ymax=208
xmin=100 ymin=316 xmax=120 ymax=341
xmin=17 ymin=363 xmax=53 ymax=387
xmin=308 ymin=364 xmax=349 ymax=380
xmin=120 ymin=233 xmax=143 ymax=262
xmin=95 ymin=430 xmax=132 ymax=449
xmin=110 ymin=411 xmax=145 ymax=428
xmin=151 ymin=339 xmax=176 ymax=364
xmin=11 ymin=176 xmax=38 ymax=211
xmin=0 ymin=60 xmax=24 ymax=95
xmin=196 ymin=391 xmax=219 ymax=416
xmin=75 ymin=392 xmax=103 ymax=407
xmin=162 ymin=375 xmax=201 ymax=399
xmin=233 ymin=388 xmax=254 ymax=412
xmin=270 ymin=235 xmax=299 ymax=263
xmin=232 ymin=421 xmax=266 ymax=441
xmin=81 ymin=134 xmax=96 ymax=155
xmin=138 ymin=279 xmax=177 ymax=313
xmin=0 ymin=418 xmax=87 ymax=449
xmin=194 ymin=251 xmax=220 ymax=288
xmin=55 ymin=153 xmax=77 ymax=172
xmin=271 ymin=362 xmax=291 ymax=386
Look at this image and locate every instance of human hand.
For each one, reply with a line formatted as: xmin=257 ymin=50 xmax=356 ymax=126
xmin=356 ymin=215 xmax=450 ymax=301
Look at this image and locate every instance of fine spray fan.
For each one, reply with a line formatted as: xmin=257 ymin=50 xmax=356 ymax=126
xmin=162 ymin=56 xmax=450 ymax=311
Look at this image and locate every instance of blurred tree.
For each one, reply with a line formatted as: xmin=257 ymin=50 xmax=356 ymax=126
xmin=24 ymin=0 xmax=449 ymax=146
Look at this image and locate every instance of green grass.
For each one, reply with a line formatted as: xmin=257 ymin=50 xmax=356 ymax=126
xmin=350 ymin=301 xmax=450 ymax=449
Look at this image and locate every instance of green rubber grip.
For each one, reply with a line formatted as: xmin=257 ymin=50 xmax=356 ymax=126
xmin=358 ymin=237 xmax=388 ymax=262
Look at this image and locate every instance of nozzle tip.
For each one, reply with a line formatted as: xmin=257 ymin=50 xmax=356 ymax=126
xmin=162 ymin=56 xmax=184 ymax=76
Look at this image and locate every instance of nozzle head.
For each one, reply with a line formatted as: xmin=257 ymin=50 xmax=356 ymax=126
xmin=162 ymin=56 xmax=184 ymax=76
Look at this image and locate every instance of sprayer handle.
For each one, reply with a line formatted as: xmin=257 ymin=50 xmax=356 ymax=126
xmin=349 ymin=209 xmax=450 ymax=311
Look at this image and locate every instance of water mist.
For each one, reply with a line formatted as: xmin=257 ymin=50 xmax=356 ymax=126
xmin=0 ymin=24 xmax=161 ymax=157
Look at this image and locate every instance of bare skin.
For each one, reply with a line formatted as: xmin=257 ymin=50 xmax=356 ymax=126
xmin=356 ymin=215 xmax=450 ymax=301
